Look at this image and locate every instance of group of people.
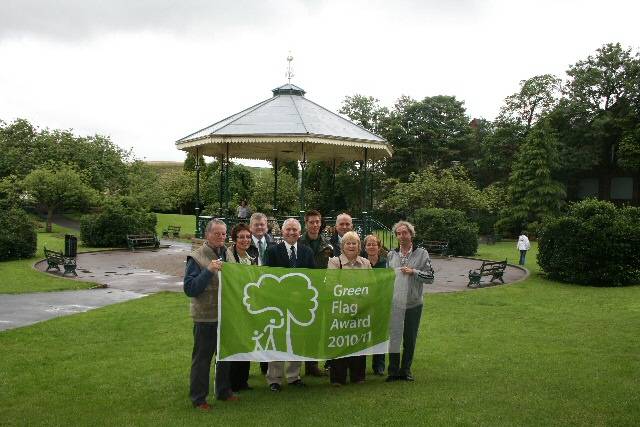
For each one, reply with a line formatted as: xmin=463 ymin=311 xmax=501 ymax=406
xmin=183 ymin=210 xmax=434 ymax=411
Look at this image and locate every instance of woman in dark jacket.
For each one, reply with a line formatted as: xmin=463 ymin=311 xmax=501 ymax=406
xmin=364 ymin=234 xmax=387 ymax=375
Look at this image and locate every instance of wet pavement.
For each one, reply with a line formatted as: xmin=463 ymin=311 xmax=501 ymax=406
xmin=0 ymin=241 xmax=527 ymax=331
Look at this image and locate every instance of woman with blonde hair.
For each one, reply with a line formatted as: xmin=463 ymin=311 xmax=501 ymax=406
xmin=327 ymin=231 xmax=372 ymax=385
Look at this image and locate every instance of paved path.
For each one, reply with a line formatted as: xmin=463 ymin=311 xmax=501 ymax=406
xmin=0 ymin=241 xmax=526 ymax=331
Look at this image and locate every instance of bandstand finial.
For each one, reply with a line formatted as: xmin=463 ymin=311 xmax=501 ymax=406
xmin=286 ymin=52 xmax=294 ymax=84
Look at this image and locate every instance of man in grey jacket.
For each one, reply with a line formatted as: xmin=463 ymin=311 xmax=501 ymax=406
xmin=386 ymin=220 xmax=434 ymax=382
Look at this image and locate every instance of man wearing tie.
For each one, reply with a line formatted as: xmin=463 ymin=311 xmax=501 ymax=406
xmin=248 ymin=212 xmax=276 ymax=266
xmin=247 ymin=212 xmax=277 ymax=374
xmin=263 ymin=218 xmax=316 ymax=392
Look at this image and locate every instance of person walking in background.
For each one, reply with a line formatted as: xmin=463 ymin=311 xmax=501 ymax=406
xmin=327 ymin=231 xmax=371 ymax=386
xmin=236 ymin=200 xmax=251 ymax=220
xmin=363 ymin=234 xmax=388 ymax=376
xmin=386 ymin=221 xmax=434 ymax=383
xmin=517 ymin=231 xmax=531 ymax=266
xmin=225 ymin=223 xmax=257 ymax=393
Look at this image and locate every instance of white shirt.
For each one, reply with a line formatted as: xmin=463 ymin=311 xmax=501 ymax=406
xmin=283 ymin=241 xmax=298 ymax=259
xmin=252 ymin=235 xmax=267 ymax=266
xmin=517 ymin=235 xmax=531 ymax=251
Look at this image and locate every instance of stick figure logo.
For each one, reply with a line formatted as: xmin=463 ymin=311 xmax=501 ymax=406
xmin=243 ymin=273 xmax=318 ymax=354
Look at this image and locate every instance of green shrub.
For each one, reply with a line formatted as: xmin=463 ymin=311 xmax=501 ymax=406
xmin=538 ymin=199 xmax=640 ymax=286
xmin=0 ymin=208 xmax=37 ymax=261
xmin=411 ymin=208 xmax=479 ymax=256
xmin=80 ymin=197 xmax=157 ymax=247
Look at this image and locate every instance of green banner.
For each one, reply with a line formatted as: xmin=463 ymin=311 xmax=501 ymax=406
xmin=218 ymin=263 xmax=396 ymax=361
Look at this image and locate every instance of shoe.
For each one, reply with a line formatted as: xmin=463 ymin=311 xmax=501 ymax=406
xmin=233 ymin=384 xmax=253 ymax=391
xmin=269 ymin=383 xmax=282 ymax=392
xmin=194 ymin=402 xmax=211 ymax=411
xmin=289 ymin=379 xmax=306 ymax=387
xmin=403 ymin=375 xmax=415 ymax=382
xmin=385 ymin=375 xmax=400 ymax=382
xmin=224 ymin=395 xmax=240 ymax=401
xmin=373 ymin=368 xmax=385 ymax=376
xmin=306 ymin=366 xmax=326 ymax=377
xmin=331 ymin=382 xmax=342 ymax=387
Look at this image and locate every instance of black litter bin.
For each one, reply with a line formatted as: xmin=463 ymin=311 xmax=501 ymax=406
xmin=64 ymin=234 xmax=78 ymax=258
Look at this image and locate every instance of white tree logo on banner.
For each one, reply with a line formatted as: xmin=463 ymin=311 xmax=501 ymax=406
xmin=242 ymin=273 xmax=318 ymax=354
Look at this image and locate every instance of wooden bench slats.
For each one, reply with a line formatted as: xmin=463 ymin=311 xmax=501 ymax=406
xmin=468 ymin=259 xmax=507 ymax=288
xmin=44 ymin=247 xmax=77 ymax=276
xmin=126 ymin=234 xmax=160 ymax=251
xmin=423 ymin=240 xmax=449 ymax=256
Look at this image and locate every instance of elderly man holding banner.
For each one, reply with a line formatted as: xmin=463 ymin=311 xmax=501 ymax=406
xmin=263 ymin=218 xmax=316 ymax=391
xmin=183 ymin=219 xmax=236 ymax=411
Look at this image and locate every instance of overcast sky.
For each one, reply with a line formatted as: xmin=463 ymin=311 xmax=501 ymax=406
xmin=1 ymin=0 xmax=638 ymax=164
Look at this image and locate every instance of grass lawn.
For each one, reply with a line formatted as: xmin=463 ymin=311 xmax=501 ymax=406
xmin=155 ymin=213 xmax=197 ymax=239
xmin=1 ymin=241 xmax=639 ymax=425
xmin=0 ymin=223 xmax=100 ymax=294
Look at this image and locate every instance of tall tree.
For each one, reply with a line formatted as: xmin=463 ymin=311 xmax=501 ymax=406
xmin=498 ymin=74 xmax=562 ymax=129
xmin=22 ymin=165 xmax=95 ymax=232
xmin=339 ymin=94 xmax=389 ymax=135
xmin=184 ymin=152 xmax=206 ymax=171
xmin=384 ymin=95 xmax=475 ymax=180
xmin=125 ymin=161 xmax=169 ymax=211
xmin=498 ymin=122 xmax=566 ymax=234
xmin=552 ymin=43 xmax=640 ymax=173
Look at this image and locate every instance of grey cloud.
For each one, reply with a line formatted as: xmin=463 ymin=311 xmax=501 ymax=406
xmin=0 ymin=0 xmax=478 ymax=41
xmin=0 ymin=0 xmax=288 ymax=40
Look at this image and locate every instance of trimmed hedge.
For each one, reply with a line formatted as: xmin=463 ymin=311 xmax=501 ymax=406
xmin=80 ymin=198 xmax=157 ymax=248
xmin=538 ymin=199 xmax=640 ymax=286
xmin=0 ymin=208 xmax=37 ymax=261
xmin=411 ymin=208 xmax=479 ymax=256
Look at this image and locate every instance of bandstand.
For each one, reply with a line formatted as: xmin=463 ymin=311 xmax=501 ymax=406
xmin=175 ymin=81 xmax=392 ymax=242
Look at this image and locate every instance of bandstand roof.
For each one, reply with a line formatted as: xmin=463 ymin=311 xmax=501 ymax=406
xmin=175 ymin=84 xmax=392 ymax=163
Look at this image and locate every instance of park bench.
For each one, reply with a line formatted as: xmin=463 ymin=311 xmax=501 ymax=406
xmin=423 ymin=240 xmax=449 ymax=256
xmin=162 ymin=225 xmax=181 ymax=238
xmin=43 ymin=247 xmax=77 ymax=276
xmin=467 ymin=259 xmax=507 ymax=288
xmin=126 ymin=234 xmax=160 ymax=251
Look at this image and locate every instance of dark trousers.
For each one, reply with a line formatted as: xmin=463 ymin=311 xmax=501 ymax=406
xmin=372 ymin=354 xmax=385 ymax=372
xmin=519 ymin=250 xmax=527 ymax=265
xmin=329 ymin=356 xmax=366 ymax=384
xmin=230 ymin=361 xmax=250 ymax=391
xmin=189 ymin=322 xmax=232 ymax=405
xmin=388 ymin=305 xmax=423 ymax=377
xmin=305 ymin=360 xmax=319 ymax=373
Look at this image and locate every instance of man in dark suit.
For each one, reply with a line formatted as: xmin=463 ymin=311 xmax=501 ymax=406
xmin=330 ymin=213 xmax=354 ymax=257
xmin=263 ymin=217 xmax=315 ymax=392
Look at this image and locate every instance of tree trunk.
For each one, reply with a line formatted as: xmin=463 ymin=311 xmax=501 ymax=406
xmin=180 ymin=206 xmax=184 ymax=215
xmin=46 ymin=208 xmax=54 ymax=233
